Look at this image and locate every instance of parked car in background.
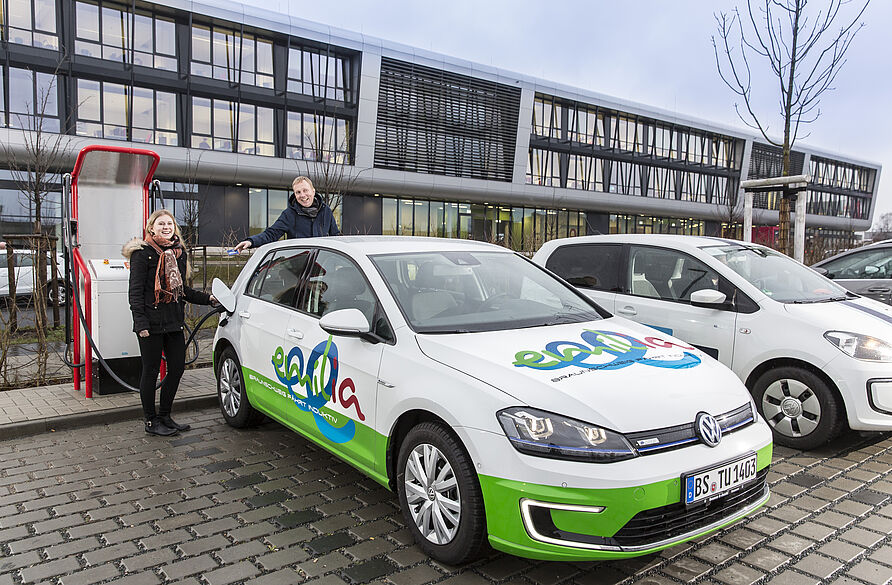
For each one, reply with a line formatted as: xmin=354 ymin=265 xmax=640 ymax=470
xmin=534 ymin=234 xmax=892 ymax=450
xmin=812 ymin=239 xmax=892 ymax=305
xmin=212 ymin=236 xmax=772 ymax=563
xmin=0 ymin=250 xmax=68 ymax=306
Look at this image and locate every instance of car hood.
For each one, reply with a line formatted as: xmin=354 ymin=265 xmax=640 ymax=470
xmin=783 ymin=296 xmax=892 ymax=337
xmin=415 ymin=318 xmax=750 ymax=433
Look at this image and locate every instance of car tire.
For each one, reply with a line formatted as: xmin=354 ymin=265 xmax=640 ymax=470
xmin=752 ymin=366 xmax=843 ymax=450
xmin=396 ymin=422 xmax=487 ymax=565
xmin=47 ymin=280 xmax=70 ymax=307
xmin=216 ymin=347 xmax=264 ymax=428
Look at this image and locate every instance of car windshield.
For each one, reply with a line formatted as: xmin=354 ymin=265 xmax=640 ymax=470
xmin=702 ymin=243 xmax=851 ymax=303
xmin=371 ymin=250 xmax=603 ymax=333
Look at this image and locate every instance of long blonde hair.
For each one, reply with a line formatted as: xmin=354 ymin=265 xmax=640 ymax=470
xmin=145 ymin=209 xmax=184 ymax=241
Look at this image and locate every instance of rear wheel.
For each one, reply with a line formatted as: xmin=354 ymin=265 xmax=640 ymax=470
xmin=216 ymin=347 xmax=264 ymax=427
xmin=396 ymin=422 xmax=487 ymax=565
xmin=753 ymin=366 xmax=842 ymax=450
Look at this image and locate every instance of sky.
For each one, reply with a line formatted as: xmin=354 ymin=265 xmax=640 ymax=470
xmin=244 ymin=0 xmax=891 ymax=230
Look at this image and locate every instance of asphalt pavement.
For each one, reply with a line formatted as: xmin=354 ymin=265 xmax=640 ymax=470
xmin=1 ymin=390 xmax=891 ymax=585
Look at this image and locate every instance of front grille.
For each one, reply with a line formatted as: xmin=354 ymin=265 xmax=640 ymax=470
xmin=612 ymin=467 xmax=769 ymax=546
xmin=626 ymin=403 xmax=755 ymax=455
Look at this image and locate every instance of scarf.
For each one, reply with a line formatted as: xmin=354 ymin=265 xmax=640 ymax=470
xmin=144 ymin=234 xmax=184 ymax=306
xmin=296 ymin=196 xmax=321 ymax=219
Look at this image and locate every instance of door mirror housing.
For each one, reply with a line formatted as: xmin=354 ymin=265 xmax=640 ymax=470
xmin=812 ymin=266 xmax=829 ymax=277
xmin=212 ymin=278 xmax=237 ymax=313
xmin=319 ymin=308 xmax=371 ymax=337
xmin=689 ymin=289 xmax=727 ymax=308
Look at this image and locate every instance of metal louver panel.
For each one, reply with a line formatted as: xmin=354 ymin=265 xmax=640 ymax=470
xmin=375 ymin=57 xmax=521 ymax=182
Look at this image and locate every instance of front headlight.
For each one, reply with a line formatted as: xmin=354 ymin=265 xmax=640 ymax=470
xmin=497 ymin=407 xmax=637 ymax=463
xmin=824 ymin=331 xmax=892 ymax=362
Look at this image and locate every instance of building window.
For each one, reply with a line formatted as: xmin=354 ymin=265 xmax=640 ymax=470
xmin=248 ymin=187 xmax=340 ymax=235
xmin=192 ymin=97 xmax=274 ymax=156
xmin=287 ymin=47 xmax=352 ymax=102
xmin=191 ymin=24 xmax=273 ymax=88
xmin=287 ymin=111 xmax=351 ymax=163
xmin=74 ymin=1 xmax=176 ymax=71
xmin=526 ymin=149 xmax=560 ymax=186
xmin=7 ymin=68 xmax=59 ymax=133
xmin=75 ymin=80 xmax=177 ymax=145
xmin=1 ymin=0 xmax=57 ymax=49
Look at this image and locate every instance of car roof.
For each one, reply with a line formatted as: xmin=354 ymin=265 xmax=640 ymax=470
xmin=257 ymin=235 xmax=510 ymax=257
xmin=539 ymin=233 xmax=748 ymax=251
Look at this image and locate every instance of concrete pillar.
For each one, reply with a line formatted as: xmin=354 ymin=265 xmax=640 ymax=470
xmin=794 ymin=191 xmax=806 ymax=263
xmin=743 ymin=191 xmax=753 ymax=243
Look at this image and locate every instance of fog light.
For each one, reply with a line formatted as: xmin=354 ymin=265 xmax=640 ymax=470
xmin=868 ymin=380 xmax=892 ymax=414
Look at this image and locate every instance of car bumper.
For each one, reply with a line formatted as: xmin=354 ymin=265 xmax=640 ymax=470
xmin=825 ymin=354 xmax=892 ymax=430
xmin=463 ymin=423 xmax=772 ymax=561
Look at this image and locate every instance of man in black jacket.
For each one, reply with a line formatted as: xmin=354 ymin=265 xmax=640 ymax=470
xmin=234 ymin=176 xmax=340 ymax=252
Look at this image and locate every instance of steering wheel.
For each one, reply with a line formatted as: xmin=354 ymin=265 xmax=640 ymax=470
xmin=480 ymin=293 xmax=510 ymax=311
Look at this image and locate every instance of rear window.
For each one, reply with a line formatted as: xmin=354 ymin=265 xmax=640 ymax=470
xmin=545 ymin=244 xmax=622 ymax=292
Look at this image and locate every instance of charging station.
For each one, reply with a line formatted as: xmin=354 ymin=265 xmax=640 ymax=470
xmin=64 ymin=145 xmax=161 ymax=397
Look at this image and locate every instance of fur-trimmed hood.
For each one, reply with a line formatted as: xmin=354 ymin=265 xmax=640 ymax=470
xmin=121 ymin=237 xmax=147 ymax=260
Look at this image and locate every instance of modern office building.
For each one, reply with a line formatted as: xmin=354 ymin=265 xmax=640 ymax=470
xmin=0 ymin=0 xmax=882 ymax=255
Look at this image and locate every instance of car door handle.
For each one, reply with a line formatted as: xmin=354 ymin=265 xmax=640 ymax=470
xmin=617 ymin=306 xmax=637 ymax=316
xmin=238 ymin=311 xmax=251 ymax=319
xmin=286 ymin=328 xmax=304 ymax=340
xmin=867 ymin=287 xmax=891 ymax=293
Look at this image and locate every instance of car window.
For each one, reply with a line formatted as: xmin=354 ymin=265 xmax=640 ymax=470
xmin=544 ymin=244 xmax=621 ymax=291
xmin=371 ymin=251 xmax=602 ymax=333
xmin=300 ymin=249 xmax=377 ymax=326
xmin=628 ymin=246 xmax=729 ymax=303
xmin=820 ymin=248 xmax=892 ymax=280
xmin=15 ymin=253 xmax=33 ymax=268
xmin=247 ymin=248 xmax=311 ymax=307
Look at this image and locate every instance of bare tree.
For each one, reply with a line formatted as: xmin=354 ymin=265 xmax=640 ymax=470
xmin=872 ymin=211 xmax=892 ymax=241
xmin=713 ymin=0 xmax=869 ymax=255
xmin=1 ymin=66 xmax=71 ymax=384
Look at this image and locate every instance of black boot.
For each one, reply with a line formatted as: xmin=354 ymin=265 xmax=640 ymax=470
xmin=145 ymin=417 xmax=178 ymax=436
xmin=159 ymin=415 xmax=191 ymax=432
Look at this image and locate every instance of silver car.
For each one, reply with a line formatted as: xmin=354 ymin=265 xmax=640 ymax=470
xmin=812 ymin=240 xmax=892 ymax=305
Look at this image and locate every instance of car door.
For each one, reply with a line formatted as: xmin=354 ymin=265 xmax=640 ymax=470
xmin=236 ymin=247 xmax=313 ymax=418
xmin=615 ymin=245 xmax=738 ymax=366
xmin=288 ymin=248 xmax=385 ymax=474
xmin=543 ymin=243 xmax=622 ymax=313
xmin=818 ymin=247 xmax=892 ymax=305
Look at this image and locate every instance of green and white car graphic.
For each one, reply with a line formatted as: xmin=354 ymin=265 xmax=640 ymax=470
xmin=212 ymin=236 xmax=773 ymax=564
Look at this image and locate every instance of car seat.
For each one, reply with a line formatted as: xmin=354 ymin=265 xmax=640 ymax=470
xmin=410 ymin=262 xmax=458 ymax=322
xmin=635 ymin=253 xmax=676 ymax=300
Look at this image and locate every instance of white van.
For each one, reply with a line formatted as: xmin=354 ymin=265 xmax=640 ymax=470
xmin=534 ymin=234 xmax=892 ymax=450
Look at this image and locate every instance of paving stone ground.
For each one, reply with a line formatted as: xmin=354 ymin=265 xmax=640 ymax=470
xmin=1 ymin=408 xmax=891 ymax=585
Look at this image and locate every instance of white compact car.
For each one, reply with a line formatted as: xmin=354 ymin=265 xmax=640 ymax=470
xmin=534 ymin=234 xmax=892 ymax=450
xmin=212 ymin=236 xmax=771 ymax=563
xmin=0 ymin=250 xmax=68 ymax=306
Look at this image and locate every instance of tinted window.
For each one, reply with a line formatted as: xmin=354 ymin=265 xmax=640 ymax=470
xmin=819 ymin=248 xmax=892 ymax=280
xmin=300 ymin=250 xmax=376 ymax=324
xmin=545 ymin=244 xmax=621 ymax=291
xmin=247 ymin=248 xmax=311 ymax=306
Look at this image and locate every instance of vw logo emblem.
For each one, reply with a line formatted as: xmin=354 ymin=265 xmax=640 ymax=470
xmin=695 ymin=412 xmax=722 ymax=447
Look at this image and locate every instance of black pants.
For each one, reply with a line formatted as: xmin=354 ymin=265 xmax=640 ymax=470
xmin=137 ymin=331 xmax=186 ymax=420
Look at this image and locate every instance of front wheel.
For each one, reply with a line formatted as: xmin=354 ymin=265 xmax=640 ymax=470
xmin=752 ymin=366 xmax=843 ymax=450
xmin=216 ymin=347 xmax=264 ymax=428
xmin=47 ymin=280 xmax=70 ymax=307
xmin=396 ymin=422 xmax=487 ymax=565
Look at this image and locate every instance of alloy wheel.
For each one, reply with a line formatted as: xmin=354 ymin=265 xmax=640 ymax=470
xmin=403 ymin=443 xmax=461 ymax=545
xmin=219 ymin=358 xmax=241 ymax=418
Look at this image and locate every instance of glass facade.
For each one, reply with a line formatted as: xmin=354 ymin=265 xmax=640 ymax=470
xmin=806 ymin=156 xmax=875 ymax=221
xmin=287 ymin=112 xmax=351 ymax=163
xmin=191 ymin=24 xmax=273 ymax=88
xmin=75 ymin=80 xmax=177 ymax=145
xmin=287 ymin=47 xmax=352 ymax=102
xmin=191 ymin=97 xmax=274 ymax=156
xmin=527 ymin=95 xmax=740 ymax=205
xmin=6 ymin=67 xmax=59 ymax=132
xmin=75 ymin=1 xmax=176 ymax=70
xmin=1 ymin=0 xmax=57 ymax=49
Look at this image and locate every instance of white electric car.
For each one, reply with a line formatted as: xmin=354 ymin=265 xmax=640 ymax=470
xmin=534 ymin=234 xmax=892 ymax=450
xmin=212 ymin=236 xmax=771 ymax=564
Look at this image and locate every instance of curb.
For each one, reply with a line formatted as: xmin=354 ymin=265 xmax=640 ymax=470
xmin=0 ymin=394 xmax=219 ymax=441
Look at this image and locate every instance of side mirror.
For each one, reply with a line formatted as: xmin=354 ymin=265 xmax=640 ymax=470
xmin=690 ymin=289 xmax=727 ymax=308
xmin=319 ymin=308 xmax=371 ymax=337
xmin=812 ymin=266 xmax=829 ymax=277
xmin=211 ymin=278 xmax=237 ymax=313
xmin=864 ymin=265 xmax=880 ymax=275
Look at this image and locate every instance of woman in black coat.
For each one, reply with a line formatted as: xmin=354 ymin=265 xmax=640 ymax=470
xmin=123 ymin=209 xmax=215 ymax=436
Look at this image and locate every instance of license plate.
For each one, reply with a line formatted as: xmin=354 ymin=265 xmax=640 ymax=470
xmin=683 ymin=453 xmax=758 ymax=505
